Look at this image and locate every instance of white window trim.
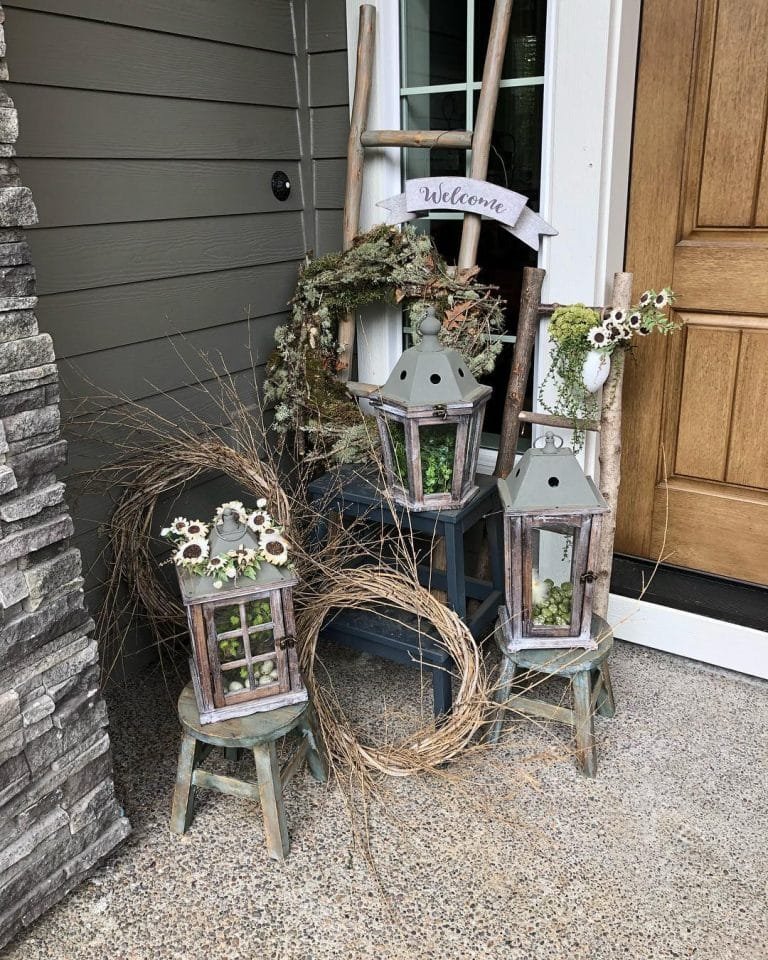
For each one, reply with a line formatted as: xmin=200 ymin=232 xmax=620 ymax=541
xmin=344 ymin=0 xmax=765 ymax=678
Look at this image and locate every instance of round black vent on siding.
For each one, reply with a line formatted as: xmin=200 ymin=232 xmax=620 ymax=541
xmin=271 ymin=171 xmax=291 ymax=201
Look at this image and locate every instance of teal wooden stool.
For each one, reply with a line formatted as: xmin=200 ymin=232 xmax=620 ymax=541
xmin=488 ymin=615 xmax=616 ymax=777
xmin=170 ymin=684 xmax=328 ymax=860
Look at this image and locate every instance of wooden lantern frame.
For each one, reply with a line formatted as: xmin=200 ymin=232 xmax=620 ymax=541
xmin=499 ymin=505 xmax=605 ymax=652
xmin=373 ymin=386 xmax=491 ymax=511
xmin=180 ymin=570 xmax=307 ymax=724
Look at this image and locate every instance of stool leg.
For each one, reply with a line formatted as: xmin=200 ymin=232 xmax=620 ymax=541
xmin=487 ymin=656 xmax=518 ymax=744
xmin=431 ymin=664 xmax=453 ymax=720
xmin=444 ymin=526 xmax=467 ymax=620
xmin=170 ymin=733 xmax=202 ymax=834
xmin=593 ymin=663 xmax=616 ymax=718
xmin=253 ymin=742 xmax=290 ymax=861
xmin=572 ymin=671 xmax=597 ymax=778
xmin=299 ymin=707 xmax=329 ymax=783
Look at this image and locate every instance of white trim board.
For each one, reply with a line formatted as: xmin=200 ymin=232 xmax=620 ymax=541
xmin=608 ymin=594 xmax=768 ymax=680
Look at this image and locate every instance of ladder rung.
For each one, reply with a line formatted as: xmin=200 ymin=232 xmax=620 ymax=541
xmin=519 ymin=411 xmax=601 ymax=433
xmin=361 ymin=129 xmax=473 ymax=150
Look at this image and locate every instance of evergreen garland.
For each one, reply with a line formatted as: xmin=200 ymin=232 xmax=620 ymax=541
xmin=265 ymin=225 xmax=505 ymax=464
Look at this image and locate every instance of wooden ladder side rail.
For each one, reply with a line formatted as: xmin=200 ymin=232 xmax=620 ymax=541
xmin=457 ymin=0 xmax=514 ymax=271
xmin=338 ymin=0 xmax=516 ymax=379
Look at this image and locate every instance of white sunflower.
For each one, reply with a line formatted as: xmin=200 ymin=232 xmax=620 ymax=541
xmin=608 ymin=309 xmax=625 ymax=325
xmin=226 ymin=567 xmax=238 ymax=579
xmin=587 ymin=327 xmax=610 ymax=348
xmin=638 ymin=291 xmax=653 ymax=307
xmin=627 ymin=311 xmax=643 ymax=329
xmin=614 ymin=323 xmax=632 ymax=341
xmin=206 ymin=555 xmax=225 ymax=576
xmin=261 ymin=534 xmax=290 ymax=567
xmin=173 ymin=537 xmax=209 ymax=568
xmin=653 ymin=290 xmax=670 ymax=309
xmin=234 ymin=546 xmax=258 ymax=567
xmin=247 ymin=510 xmax=272 ymax=534
xmin=185 ymin=520 xmax=210 ymax=539
xmin=637 ymin=325 xmax=652 ymax=337
xmin=170 ymin=517 xmax=190 ymax=536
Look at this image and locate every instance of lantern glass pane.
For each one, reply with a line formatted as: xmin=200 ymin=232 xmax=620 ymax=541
xmin=418 ymin=423 xmax=457 ymax=494
xmin=213 ymin=605 xmax=245 ymax=665
xmin=529 ymin=524 xmax=576 ymax=628
xmin=386 ymin=419 xmax=409 ymax=488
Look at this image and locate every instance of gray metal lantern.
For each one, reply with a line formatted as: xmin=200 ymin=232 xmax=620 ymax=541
xmin=497 ymin=433 xmax=608 ymax=651
xmin=177 ymin=510 xmax=307 ymax=724
xmin=371 ymin=306 xmax=492 ymax=511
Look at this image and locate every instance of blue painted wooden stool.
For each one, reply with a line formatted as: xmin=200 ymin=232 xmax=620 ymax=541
xmin=308 ymin=467 xmax=504 ymax=718
xmin=488 ymin=615 xmax=616 ymax=777
xmin=170 ymin=684 xmax=328 ymax=860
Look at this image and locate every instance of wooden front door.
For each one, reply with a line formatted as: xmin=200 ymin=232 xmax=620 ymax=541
xmin=618 ymin=0 xmax=768 ymax=587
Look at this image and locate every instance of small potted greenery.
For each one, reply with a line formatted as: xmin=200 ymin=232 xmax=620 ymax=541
xmin=539 ymin=288 xmax=676 ymax=447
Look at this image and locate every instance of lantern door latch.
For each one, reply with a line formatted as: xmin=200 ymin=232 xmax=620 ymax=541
xmin=580 ymin=571 xmax=596 ymax=584
xmin=278 ymin=635 xmax=296 ymax=650
xmin=432 ymin=403 xmax=447 ymax=419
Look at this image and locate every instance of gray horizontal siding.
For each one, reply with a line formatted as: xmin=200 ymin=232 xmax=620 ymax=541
xmin=30 ymin=213 xmax=305 ymax=294
xmin=61 ymin=316 xmax=284 ymax=405
xmin=308 ymin=0 xmax=347 ymax=54
xmin=4 ymin=0 xmax=295 ymax=52
xmin=38 ymin=262 xmax=301 ymax=357
xmin=19 ymin=160 xmax=303 ymax=226
xmin=309 ymin=50 xmax=349 ymax=107
xmin=2 ymin=0 xmax=349 ymax=672
xmin=7 ymin=85 xmax=301 ymax=158
xmin=313 ymin=157 xmax=346 ymax=209
xmin=4 ymin=8 xmax=298 ymax=105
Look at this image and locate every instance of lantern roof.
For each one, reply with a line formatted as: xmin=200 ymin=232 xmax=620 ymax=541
xmin=498 ymin=433 xmax=608 ymax=514
xmin=177 ymin=509 xmax=297 ymax=603
xmin=378 ymin=306 xmax=488 ymax=407
xmin=178 ymin=557 xmax=296 ymax=604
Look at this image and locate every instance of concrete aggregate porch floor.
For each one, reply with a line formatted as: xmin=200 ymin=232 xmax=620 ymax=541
xmin=2 ymin=639 xmax=767 ymax=960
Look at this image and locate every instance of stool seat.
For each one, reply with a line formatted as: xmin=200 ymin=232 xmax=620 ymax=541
xmin=178 ymin=685 xmax=309 ymax=747
xmin=503 ymin=629 xmax=613 ymax=677
xmin=171 ymin=683 xmax=328 ymax=860
xmin=488 ymin=615 xmax=616 ymax=777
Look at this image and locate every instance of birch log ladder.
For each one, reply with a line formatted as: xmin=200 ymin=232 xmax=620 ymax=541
xmin=338 ymin=0 xmax=516 ymax=379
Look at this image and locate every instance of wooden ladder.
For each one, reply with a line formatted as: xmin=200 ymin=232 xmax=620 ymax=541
xmin=338 ymin=0 xmax=516 ymax=379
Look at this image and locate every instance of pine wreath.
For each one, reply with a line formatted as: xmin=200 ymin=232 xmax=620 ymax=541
xmin=265 ymin=224 xmax=505 ymax=464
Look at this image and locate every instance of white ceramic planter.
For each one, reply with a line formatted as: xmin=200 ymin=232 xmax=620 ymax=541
xmin=582 ymin=349 xmax=611 ymax=393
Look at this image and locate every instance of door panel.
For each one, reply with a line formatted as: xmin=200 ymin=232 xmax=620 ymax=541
xmin=619 ymin=0 xmax=768 ymax=586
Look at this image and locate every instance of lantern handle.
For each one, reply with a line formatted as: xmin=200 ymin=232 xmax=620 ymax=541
xmin=533 ymin=431 xmax=564 ymax=452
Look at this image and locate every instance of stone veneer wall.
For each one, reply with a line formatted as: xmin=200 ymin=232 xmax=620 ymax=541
xmin=0 ymin=5 xmax=130 ymax=948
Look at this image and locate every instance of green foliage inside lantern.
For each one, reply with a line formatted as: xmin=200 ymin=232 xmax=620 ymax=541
xmin=532 ymin=580 xmax=573 ymax=627
xmin=389 ymin=422 xmax=456 ymax=495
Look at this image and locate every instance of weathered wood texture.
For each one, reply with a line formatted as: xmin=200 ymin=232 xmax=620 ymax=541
xmin=457 ymin=0 xmax=514 ymax=270
xmin=172 ymin=684 xmax=328 ymax=861
xmin=593 ymin=272 xmax=633 ymax=619
xmin=495 ymin=267 xmax=545 ymax=477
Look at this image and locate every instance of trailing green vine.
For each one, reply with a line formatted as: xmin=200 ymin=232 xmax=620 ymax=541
xmin=538 ymin=288 xmax=677 ymax=449
xmin=265 ymin=224 xmax=506 ymax=464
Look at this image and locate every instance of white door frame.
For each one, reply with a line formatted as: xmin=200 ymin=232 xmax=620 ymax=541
xmin=342 ymin=0 xmax=768 ymax=678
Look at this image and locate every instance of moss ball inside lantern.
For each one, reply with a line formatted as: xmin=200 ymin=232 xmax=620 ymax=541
xmin=176 ymin=508 xmax=307 ymax=724
xmin=497 ymin=433 xmax=608 ymax=652
xmin=372 ymin=306 xmax=492 ymax=511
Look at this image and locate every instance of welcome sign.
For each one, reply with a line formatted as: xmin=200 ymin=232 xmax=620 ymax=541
xmin=378 ymin=177 xmax=557 ymax=251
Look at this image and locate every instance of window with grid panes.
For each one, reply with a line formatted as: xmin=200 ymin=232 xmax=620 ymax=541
xmin=399 ymin=0 xmax=547 ymax=450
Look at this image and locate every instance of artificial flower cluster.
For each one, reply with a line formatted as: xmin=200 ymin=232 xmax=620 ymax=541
xmin=161 ymin=499 xmax=290 ymax=588
xmin=586 ymin=288 xmax=676 ymax=351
